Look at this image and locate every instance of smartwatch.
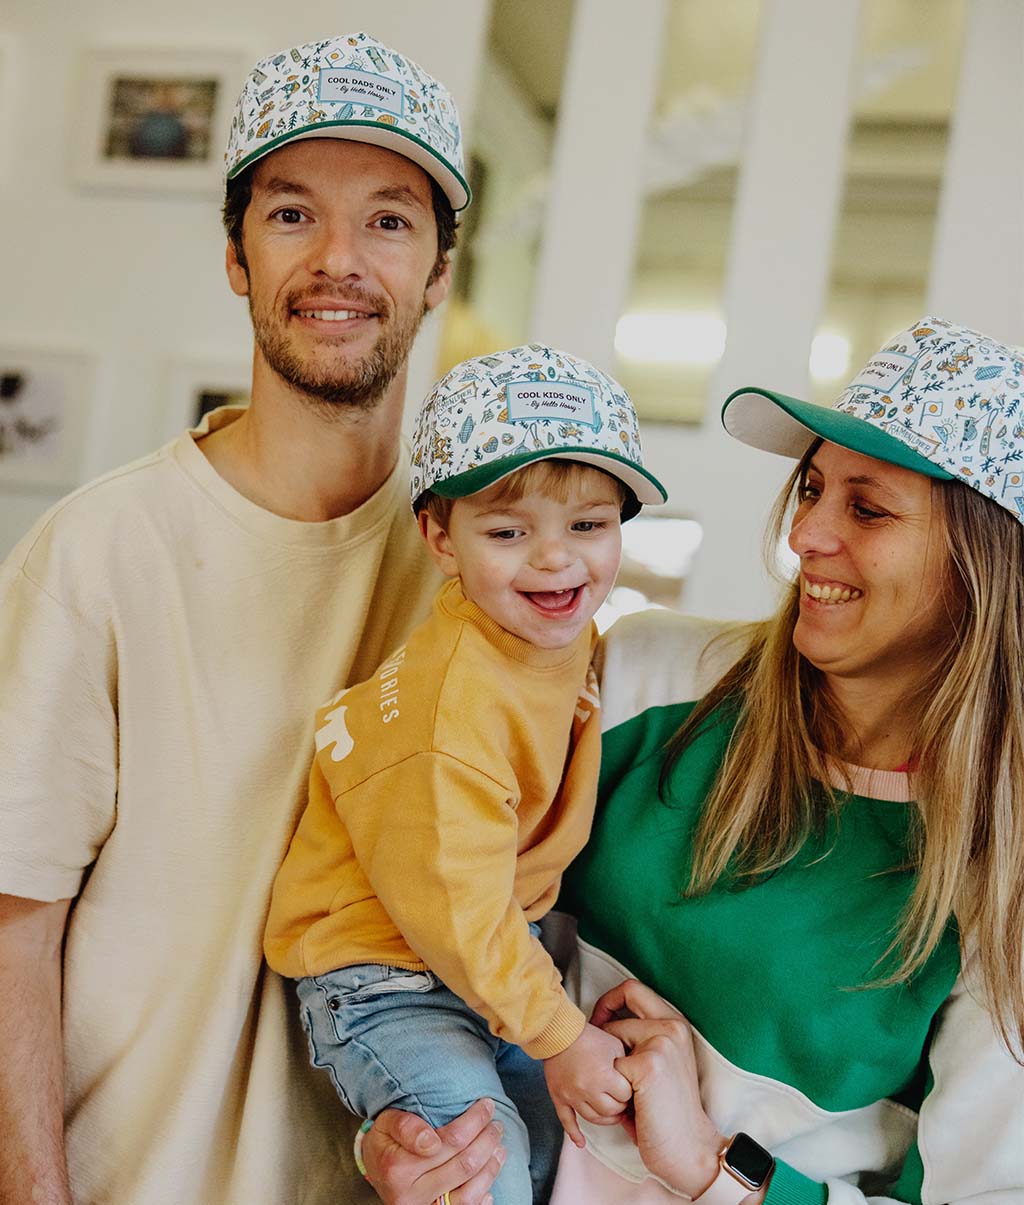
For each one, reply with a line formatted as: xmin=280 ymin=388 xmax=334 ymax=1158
xmin=692 ymin=1132 xmax=775 ymax=1204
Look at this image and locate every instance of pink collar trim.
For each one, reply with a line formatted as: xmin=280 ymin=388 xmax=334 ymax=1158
xmin=824 ymin=759 xmax=914 ymax=802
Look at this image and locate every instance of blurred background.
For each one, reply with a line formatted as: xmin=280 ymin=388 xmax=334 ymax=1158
xmin=1 ymin=0 xmax=1020 ymax=618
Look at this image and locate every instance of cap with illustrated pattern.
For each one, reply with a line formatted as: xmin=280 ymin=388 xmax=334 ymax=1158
xmin=224 ymin=32 xmax=469 ymax=210
xmin=410 ymin=344 xmax=667 ymax=521
xmin=723 ymin=316 xmax=1024 ymax=524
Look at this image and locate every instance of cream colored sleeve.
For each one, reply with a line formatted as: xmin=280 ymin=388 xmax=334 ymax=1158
xmin=0 ymin=566 xmax=117 ymax=900
xmin=333 ymin=751 xmax=586 ymax=1059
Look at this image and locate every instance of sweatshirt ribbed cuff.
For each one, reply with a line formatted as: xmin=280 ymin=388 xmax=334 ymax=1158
xmin=764 ymin=1160 xmax=828 ymax=1205
xmin=521 ymin=998 xmax=587 ymax=1059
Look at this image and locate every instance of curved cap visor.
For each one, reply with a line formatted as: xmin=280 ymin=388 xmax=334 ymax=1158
xmin=428 ymin=447 xmax=668 ymax=521
xmin=225 ymin=121 xmax=470 ymax=211
xmin=722 ymin=387 xmax=955 ymax=481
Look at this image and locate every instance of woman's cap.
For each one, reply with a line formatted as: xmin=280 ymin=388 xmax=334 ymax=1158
xmin=410 ymin=344 xmax=668 ymax=520
xmin=722 ymin=316 xmax=1024 ymax=523
xmin=224 ymin=32 xmax=470 ymax=211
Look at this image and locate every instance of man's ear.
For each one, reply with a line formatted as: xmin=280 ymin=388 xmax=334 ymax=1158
xmin=226 ymin=239 xmax=250 ymax=298
xmin=418 ymin=510 xmax=460 ymax=577
xmin=424 ymin=255 xmax=452 ymax=314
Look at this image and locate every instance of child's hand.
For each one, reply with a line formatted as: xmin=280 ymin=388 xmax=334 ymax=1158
xmin=543 ymin=1022 xmax=632 ymax=1147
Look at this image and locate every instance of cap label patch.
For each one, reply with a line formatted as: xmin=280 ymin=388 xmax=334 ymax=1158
xmin=505 ymin=380 xmax=597 ymax=426
xmin=318 ymin=67 xmax=404 ymax=115
xmin=879 ymin=420 xmax=941 ymax=458
xmin=849 ymin=351 xmax=914 ymax=394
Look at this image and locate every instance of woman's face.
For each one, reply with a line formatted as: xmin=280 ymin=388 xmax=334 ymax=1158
xmin=787 ymin=441 xmax=954 ymax=691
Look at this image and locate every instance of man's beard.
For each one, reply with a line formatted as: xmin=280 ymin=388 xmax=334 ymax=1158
xmin=249 ymin=284 xmax=426 ymax=412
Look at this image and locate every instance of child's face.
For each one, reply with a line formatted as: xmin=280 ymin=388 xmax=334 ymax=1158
xmin=422 ymin=471 xmax=624 ymax=649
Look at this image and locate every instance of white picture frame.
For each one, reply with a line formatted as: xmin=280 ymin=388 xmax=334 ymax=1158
xmin=73 ymin=46 xmax=247 ymax=195
xmin=0 ymin=345 xmax=94 ymax=489
xmin=163 ymin=357 xmax=250 ymax=442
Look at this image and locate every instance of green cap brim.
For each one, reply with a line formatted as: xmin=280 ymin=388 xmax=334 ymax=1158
xmin=721 ymin=387 xmax=956 ymax=481
xmin=426 ymin=447 xmax=668 ymax=521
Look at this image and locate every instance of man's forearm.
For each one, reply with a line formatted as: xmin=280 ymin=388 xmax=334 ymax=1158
xmin=0 ymin=894 xmax=73 ymax=1204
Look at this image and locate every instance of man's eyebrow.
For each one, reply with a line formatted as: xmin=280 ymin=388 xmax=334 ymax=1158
xmin=257 ymin=177 xmax=314 ymax=199
xmin=372 ymin=184 xmax=430 ymax=212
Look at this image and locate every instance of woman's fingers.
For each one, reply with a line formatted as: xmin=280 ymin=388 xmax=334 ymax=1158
xmin=603 ymin=1015 xmax=694 ymax=1056
xmin=590 ymin=978 xmax=685 ymax=1028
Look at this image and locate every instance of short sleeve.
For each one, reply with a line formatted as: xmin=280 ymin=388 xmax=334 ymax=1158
xmin=0 ymin=563 xmax=117 ymax=900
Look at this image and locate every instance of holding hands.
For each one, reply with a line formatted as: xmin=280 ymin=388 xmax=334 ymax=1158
xmin=542 ymin=1021 xmax=632 ymax=1146
xmin=592 ymin=978 xmax=726 ymax=1198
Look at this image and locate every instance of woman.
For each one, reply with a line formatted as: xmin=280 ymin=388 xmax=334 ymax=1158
xmin=363 ymin=316 xmax=1024 ymax=1204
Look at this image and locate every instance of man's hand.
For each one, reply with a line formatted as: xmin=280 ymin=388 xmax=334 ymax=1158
xmin=361 ymin=1099 xmax=505 ymax=1205
xmin=542 ymin=1022 xmax=632 ymax=1148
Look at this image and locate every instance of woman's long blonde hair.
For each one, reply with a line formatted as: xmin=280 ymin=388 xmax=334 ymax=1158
xmin=663 ymin=448 xmax=1024 ymax=1057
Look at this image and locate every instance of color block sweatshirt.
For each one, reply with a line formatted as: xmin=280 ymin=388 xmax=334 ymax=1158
xmin=265 ymin=578 xmax=598 ymax=1059
xmin=553 ymin=609 xmax=1024 ymax=1205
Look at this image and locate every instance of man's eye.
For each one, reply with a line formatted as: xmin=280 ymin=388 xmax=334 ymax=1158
xmin=377 ymin=214 xmax=407 ymax=231
xmin=274 ymin=208 xmax=305 ymax=224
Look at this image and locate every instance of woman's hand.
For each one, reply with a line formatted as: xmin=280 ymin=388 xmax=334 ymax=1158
xmin=360 ymin=1100 xmax=505 ymax=1205
xmin=543 ymin=1021 xmax=632 ymax=1148
xmin=594 ymin=979 xmax=725 ymax=1198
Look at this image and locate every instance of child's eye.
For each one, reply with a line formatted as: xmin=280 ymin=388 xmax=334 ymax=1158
xmin=489 ymin=529 xmax=522 ymax=541
xmin=572 ymin=520 xmax=605 ymax=533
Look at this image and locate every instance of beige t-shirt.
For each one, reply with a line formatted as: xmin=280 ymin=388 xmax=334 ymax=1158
xmin=0 ymin=408 xmax=439 ymax=1203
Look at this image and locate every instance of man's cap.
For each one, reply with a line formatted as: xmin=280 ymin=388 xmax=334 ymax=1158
xmin=224 ymin=32 xmax=469 ymax=210
xmin=723 ymin=316 xmax=1024 ymax=525
xmin=410 ymin=344 xmax=668 ymax=521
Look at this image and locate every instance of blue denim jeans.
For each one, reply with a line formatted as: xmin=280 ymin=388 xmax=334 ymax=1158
xmin=296 ymin=961 xmax=560 ymax=1204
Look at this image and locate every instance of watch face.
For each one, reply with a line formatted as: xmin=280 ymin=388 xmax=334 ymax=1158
xmin=726 ymin=1132 xmax=775 ymax=1188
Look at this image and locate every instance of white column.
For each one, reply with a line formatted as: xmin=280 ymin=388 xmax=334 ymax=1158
xmin=528 ymin=0 xmax=668 ymax=368
xmin=402 ymin=1 xmax=491 ymax=424
xmin=662 ymin=0 xmax=862 ymax=620
xmin=927 ymin=0 xmax=1024 ymax=344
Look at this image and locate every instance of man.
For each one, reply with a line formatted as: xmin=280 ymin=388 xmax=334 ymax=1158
xmin=0 ymin=32 xmax=499 ymax=1204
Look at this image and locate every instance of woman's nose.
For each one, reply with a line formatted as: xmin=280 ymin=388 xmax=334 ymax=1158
xmin=788 ymin=502 xmax=843 ymax=558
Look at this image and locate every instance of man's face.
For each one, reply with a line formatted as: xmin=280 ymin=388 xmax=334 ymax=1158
xmin=226 ymin=139 xmax=451 ymax=410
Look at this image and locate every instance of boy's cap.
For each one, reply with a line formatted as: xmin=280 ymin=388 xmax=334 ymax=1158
xmin=410 ymin=345 xmax=667 ymax=520
xmin=224 ymin=32 xmax=469 ymax=210
xmin=723 ymin=316 xmax=1024 ymax=524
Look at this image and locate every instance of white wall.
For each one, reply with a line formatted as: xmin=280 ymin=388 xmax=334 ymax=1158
xmin=0 ymin=1 xmax=488 ymax=557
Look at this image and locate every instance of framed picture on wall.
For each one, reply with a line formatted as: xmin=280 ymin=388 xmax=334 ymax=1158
xmin=73 ymin=47 xmax=246 ymax=194
xmin=163 ymin=358 xmax=250 ymax=442
xmin=0 ymin=346 xmax=94 ymax=489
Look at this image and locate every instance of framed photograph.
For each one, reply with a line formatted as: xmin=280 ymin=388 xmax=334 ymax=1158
xmin=73 ymin=47 xmax=246 ymax=194
xmin=0 ymin=346 xmax=94 ymax=488
xmin=163 ymin=358 xmax=250 ymax=441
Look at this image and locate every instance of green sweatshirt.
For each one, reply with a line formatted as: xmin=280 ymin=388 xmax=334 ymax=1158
xmin=554 ymin=610 xmax=1023 ymax=1205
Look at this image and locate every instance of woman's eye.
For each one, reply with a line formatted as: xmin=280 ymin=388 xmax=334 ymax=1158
xmin=797 ymin=482 xmax=820 ymax=502
xmin=853 ymin=503 xmax=886 ymax=521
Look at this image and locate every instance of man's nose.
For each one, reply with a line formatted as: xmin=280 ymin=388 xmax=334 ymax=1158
xmin=307 ymin=219 xmax=369 ymax=280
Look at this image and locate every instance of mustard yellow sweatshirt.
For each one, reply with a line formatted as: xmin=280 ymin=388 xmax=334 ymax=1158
xmin=264 ymin=578 xmax=599 ymax=1059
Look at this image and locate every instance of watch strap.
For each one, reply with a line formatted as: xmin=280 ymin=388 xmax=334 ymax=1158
xmin=692 ymin=1156 xmax=756 ymax=1205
